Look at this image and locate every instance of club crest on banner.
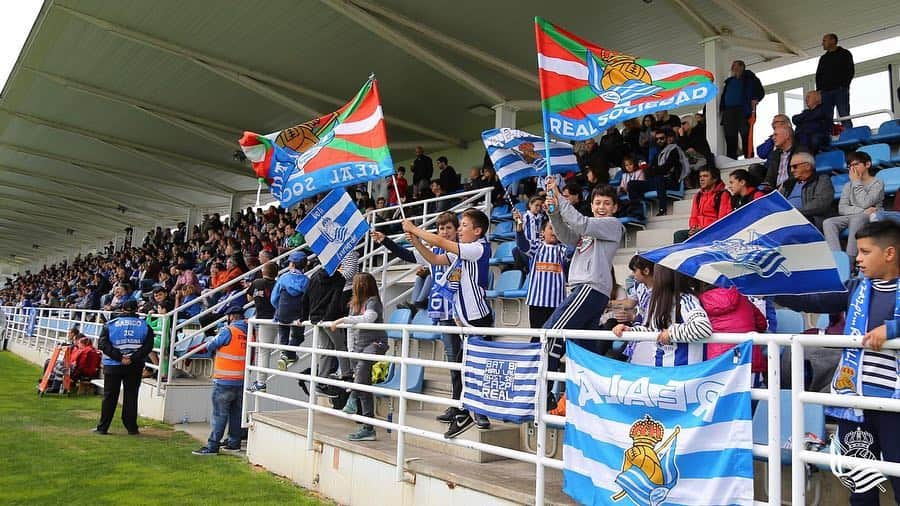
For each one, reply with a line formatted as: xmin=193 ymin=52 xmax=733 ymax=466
xmin=613 ymin=415 xmax=681 ymax=505
xmin=704 ymin=230 xmax=790 ymax=278
xmin=829 ymin=428 xmax=888 ymax=495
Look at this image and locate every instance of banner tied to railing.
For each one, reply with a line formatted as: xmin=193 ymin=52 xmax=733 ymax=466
xmin=462 ymin=338 xmax=541 ymax=424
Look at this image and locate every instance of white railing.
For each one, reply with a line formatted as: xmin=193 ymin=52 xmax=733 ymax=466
xmin=163 ymin=187 xmax=494 ymax=391
xmin=242 ymin=318 xmax=900 ymax=506
xmin=834 ymin=108 xmax=897 ymax=126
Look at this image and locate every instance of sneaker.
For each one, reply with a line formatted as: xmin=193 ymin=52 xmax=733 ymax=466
xmin=444 ymin=411 xmax=475 ymax=439
xmin=277 ymin=354 xmax=298 ymax=371
xmin=91 ymin=427 xmax=108 ymax=435
xmin=473 ymin=413 xmax=491 ymax=430
xmin=546 ymin=392 xmax=558 ymax=412
xmin=316 ymin=383 xmax=340 ymax=398
xmin=656 ymin=209 xmax=667 ymax=217
xmin=342 ymin=394 xmax=358 ymax=414
xmin=250 ymin=381 xmax=267 ymax=392
xmin=127 ymin=429 xmax=140 ymax=436
xmin=348 ymin=426 xmax=376 ymax=441
xmin=192 ymin=446 xmax=218 ymax=456
xmin=436 ymin=406 xmax=459 ymax=424
xmin=220 ymin=444 xmax=242 ymax=453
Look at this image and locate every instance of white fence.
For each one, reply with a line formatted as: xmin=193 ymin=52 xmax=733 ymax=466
xmin=242 ymin=318 xmax=900 ymax=506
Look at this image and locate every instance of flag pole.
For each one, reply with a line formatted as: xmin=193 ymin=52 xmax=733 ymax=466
xmin=543 ymin=130 xmax=556 ymax=213
xmin=390 ymin=174 xmax=407 ymax=220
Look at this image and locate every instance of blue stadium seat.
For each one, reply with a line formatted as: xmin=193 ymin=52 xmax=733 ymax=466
xmin=832 ymin=251 xmax=851 ymax=283
xmin=491 ymin=205 xmax=512 ymax=222
xmin=859 ymin=143 xmax=893 ymax=168
xmin=609 ymin=169 xmax=623 ymax=187
xmin=643 ymin=180 xmax=685 ymax=202
xmin=774 ymin=308 xmax=806 ymax=334
xmin=501 ymin=273 xmax=530 ymax=299
xmin=410 ymin=310 xmax=441 ymax=340
xmin=514 ymin=202 xmax=527 ymax=214
xmin=374 ymin=363 xmax=425 ymax=396
xmin=752 ymin=390 xmax=826 ymax=465
xmin=490 ymin=221 xmax=516 ymax=241
xmin=831 ymin=126 xmax=871 ymax=150
xmin=814 ymin=150 xmax=846 ymax=174
xmin=876 ymin=167 xmax=900 ymax=197
xmin=869 ymin=119 xmax=900 ymax=144
xmin=618 ymin=201 xmax=648 ymax=231
xmin=489 ymin=241 xmax=517 ymax=266
xmin=831 ymin=173 xmax=850 ymax=201
xmin=486 ymin=270 xmax=523 ymax=299
xmin=385 ymin=308 xmax=412 ymax=340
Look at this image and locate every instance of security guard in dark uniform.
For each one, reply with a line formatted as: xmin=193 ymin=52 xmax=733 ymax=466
xmin=94 ymin=299 xmax=154 ymax=435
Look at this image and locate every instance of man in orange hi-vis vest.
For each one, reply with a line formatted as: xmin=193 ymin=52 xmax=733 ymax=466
xmin=193 ymin=302 xmax=248 ymax=456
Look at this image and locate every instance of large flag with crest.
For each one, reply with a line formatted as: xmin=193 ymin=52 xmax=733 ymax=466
xmin=295 ymin=189 xmax=369 ymax=275
xmin=481 ymin=128 xmax=579 ymax=188
xmin=462 ymin=338 xmax=542 ymax=423
xmin=535 ymin=17 xmax=717 ymax=140
xmin=238 ymin=78 xmax=394 ymax=208
xmin=640 ymin=191 xmax=845 ymax=296
xmin=563 ymin=340 xmax=754 ymax=506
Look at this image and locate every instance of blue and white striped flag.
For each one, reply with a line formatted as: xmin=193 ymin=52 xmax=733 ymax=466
xmin=296 ymin=189 xmax=369 ymax=275
xmin=462 ymin=338 xmax=541 ymax=423
xmin=563 ymin=341 xmax=754 ymax=506
xmin=641 ymin=191 xmax=845 ymax=296
xmin=482 ymin=128 xmax=579 ymax=188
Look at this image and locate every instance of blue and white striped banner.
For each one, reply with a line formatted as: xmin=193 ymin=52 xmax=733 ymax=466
xmin=640 ymin=191 xmax=845 ymax=296
xmin=563 ymin=340 xmax=754 ymax=506
xmin=482 ymin=128 xmax=578 ymax=188
xmin=462 ymin=338 xmax=541 ymax=423
xmin=295 ymin=189 xmax=369 ymax=275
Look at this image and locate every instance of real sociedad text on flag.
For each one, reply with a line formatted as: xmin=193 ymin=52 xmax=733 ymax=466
xmin=640 ymin=192 xmax=845 ymax=296
xmin=481 ymin=128 xmax=579 ymax=188
xmin=238 ymin=77 xmax=395 ymax=207
xmin=462 ymin=338 xmax=542 ymax=424
xmin=563 ymin=341 xmax=754 ymax=506
xmin=295 ymin=189 xmax=369 ymax=276
xmin=535 ymin=17 xmax=717 ymax=140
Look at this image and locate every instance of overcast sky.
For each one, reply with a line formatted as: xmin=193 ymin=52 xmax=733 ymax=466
xmin=0 ymin=1 xmax=41 ymax=91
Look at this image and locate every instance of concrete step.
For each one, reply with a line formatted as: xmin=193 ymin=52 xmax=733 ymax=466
xmin=388 ymin=408 xmax=522 ymax=463
xmin=644 ymin=214 xmax=689 ymax=230
xmin=635 ymin=228 xmax=679 ymax=249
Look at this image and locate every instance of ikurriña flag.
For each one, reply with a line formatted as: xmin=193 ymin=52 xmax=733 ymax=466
xmin=295 ymin=189 xmax=369 ymax=275
xmin=535 ymin=17 xmax=717 ymax=140
xmin=462 ymin=338 xmax=542 ymax=423
xmin=639 ymin=191 xmax=846 ymax=296
xmin=238 ymin=77 xmax=395 ymax=208
xmin=481 ymin=128 xmax=579 ymax=188
xmin=563 ymin=340 xmax=754 ymax=506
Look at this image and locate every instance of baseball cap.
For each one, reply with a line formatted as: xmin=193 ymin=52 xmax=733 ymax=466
xmin=289 ymin=251 xmax=307 ymax=264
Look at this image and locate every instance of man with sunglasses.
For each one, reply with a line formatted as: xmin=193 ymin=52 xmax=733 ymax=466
xmin=779 ymin=151 xmax=835 ymax=230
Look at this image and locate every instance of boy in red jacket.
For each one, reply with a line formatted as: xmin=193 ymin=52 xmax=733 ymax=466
xmin=674 ymin=167 xmax=732 ymax=243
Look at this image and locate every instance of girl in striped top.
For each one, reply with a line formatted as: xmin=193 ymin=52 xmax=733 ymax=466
xmin=613 ymin=264 xmax=713 ymax=367
xmin=617 ymin=155 xmax=645 ymax=196
xmin=514 ymin=208 xmax=568 ymax=329
xmin=522 ymin=196 xmax=546 ymax=244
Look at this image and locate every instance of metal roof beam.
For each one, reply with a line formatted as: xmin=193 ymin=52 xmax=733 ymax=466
xmin=668 ymin=0 xmax=720 ymax=38
xmin=0 ymin=143 xmax=230 ymax=197
xmin=320 ymin=0 xmax=505 ymax=104
xmin=0 ymin=209 xmax=114 ymax=234
xmin=707 ymin=0 xmax=807 ymax=57
xmin=3 ymin=110 xmax=247 ymax=183
xmin=717 ymin=35 xmax=800 ymax=59
xmin=0 ymin=193 xmax=145 ymax=229
xmin=0 ymin=182 xmax=134 ymax=227
xmin=56 ymin=5 xmax=464 ymax=147
xmin=350 ymin=0 xmax=538 ymax=88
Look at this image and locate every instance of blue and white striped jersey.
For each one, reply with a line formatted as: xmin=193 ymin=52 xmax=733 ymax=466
xmin=520 ymin=238 xmax=567 ymax=308
xmin=447 ymin=238 xmax=492 ymax=325
xmin=522 ymin=210 xmax=545 ymax=244
xmin=413 ymin=247 xmax=458 ymax=321
xmin=628 ymin=293 xmax=712 ymax=367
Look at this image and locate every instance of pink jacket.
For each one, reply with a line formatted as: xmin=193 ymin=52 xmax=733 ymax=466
xmin=700 ymin=287 xmax=768 ymax=371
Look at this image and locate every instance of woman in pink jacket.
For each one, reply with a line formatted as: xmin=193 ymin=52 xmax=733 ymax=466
xmin=699 ymin=285 xmax=768 ymax=372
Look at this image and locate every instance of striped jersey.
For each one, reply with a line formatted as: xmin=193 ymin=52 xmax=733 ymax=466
xmin=628 ymin=293 xmax=712 ymax=367
xmin=446 ymin=238 xmax=492 ymax=325
xmin=522 ymin=210 xmax=546 ymax=244
xmin=520 ymin=237 xmax=567 ymax=308
xmin=861 ymin=279 xmax=899 ymax=396
xmin=339 ymin=250 xmax=359 ymax=292
xmin=413 ymin=247 xmax=459 ymax=321
xmin=627 ymin=281 xmax=652 ymax=325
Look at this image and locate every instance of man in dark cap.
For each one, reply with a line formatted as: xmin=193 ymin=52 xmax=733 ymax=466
xmin=94 ymin=299 xmax=154 ymax=435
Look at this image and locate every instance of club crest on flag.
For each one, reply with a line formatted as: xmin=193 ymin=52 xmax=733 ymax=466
xmin=482 ymin=128 xmax=578 ymax=188
xmin=829 ymin=429 xmax=888 ymax=494
xmin=295 ymin=189 xmax=369 ymax=275
xmin=612 ymin=415 xmax=680 ymax=505
xmin=586 ymin=50 xmax=662 ymax=106
xmin=705 ymin=230 xmax=790 ymax=279
xmin=318 ymin=216 xmax=349 ymax=244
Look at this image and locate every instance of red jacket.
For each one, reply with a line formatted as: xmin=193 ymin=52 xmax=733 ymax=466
xmin=689 ymin=181 xmax=732 ymax=229
xmin=70 ymin=345 xmax=101 ymax=379
xmin=700 ymin=287 xmax=768 ymax=371
xmin=388 ymin=177 xmax=408 ymax=205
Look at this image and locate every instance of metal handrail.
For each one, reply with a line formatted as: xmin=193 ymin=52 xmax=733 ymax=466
xmin=242 ymin=318 xmax=900 ymax=506
xmin=834 ymin=108 xmax=896 ymax=124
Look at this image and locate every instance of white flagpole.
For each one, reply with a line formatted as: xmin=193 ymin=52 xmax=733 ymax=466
xmin=390 ymin=174 xmax=407 ymax=220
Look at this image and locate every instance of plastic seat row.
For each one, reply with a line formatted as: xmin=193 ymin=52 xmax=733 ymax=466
xmin=832 ymin=120 xmax=900 ymax=149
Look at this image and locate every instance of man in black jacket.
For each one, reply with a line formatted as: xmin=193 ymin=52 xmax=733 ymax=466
xmin=719 ymin=60 xmax=765 ymax=159
xmin=816 ymin=33 xmax=854 ymax=128
xmin=300 ymin=267 xmax=347 ymax=381
xmin=627 ymin=129 xmax=686 ymax=216
xmin=411 ymin=146 xmax=434 ymax=199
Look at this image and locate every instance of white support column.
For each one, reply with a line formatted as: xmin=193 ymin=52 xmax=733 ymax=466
xmin=230 ymin=194 xmax=242 ymax=222
xmin=703 ymin=37 xmax=729 ymax=160
xmin=493 ymin=103 xmax=518 ymax=129
xmin=186 ymin=207 xmax=200 ymax=237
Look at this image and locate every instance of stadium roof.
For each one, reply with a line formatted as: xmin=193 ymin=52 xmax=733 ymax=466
xmin=3 ymin=0 xmax=900 ymax=268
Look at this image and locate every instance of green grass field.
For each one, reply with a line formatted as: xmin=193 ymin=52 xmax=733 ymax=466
xmin=0 ymin=351 xmax=330 ymax=505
